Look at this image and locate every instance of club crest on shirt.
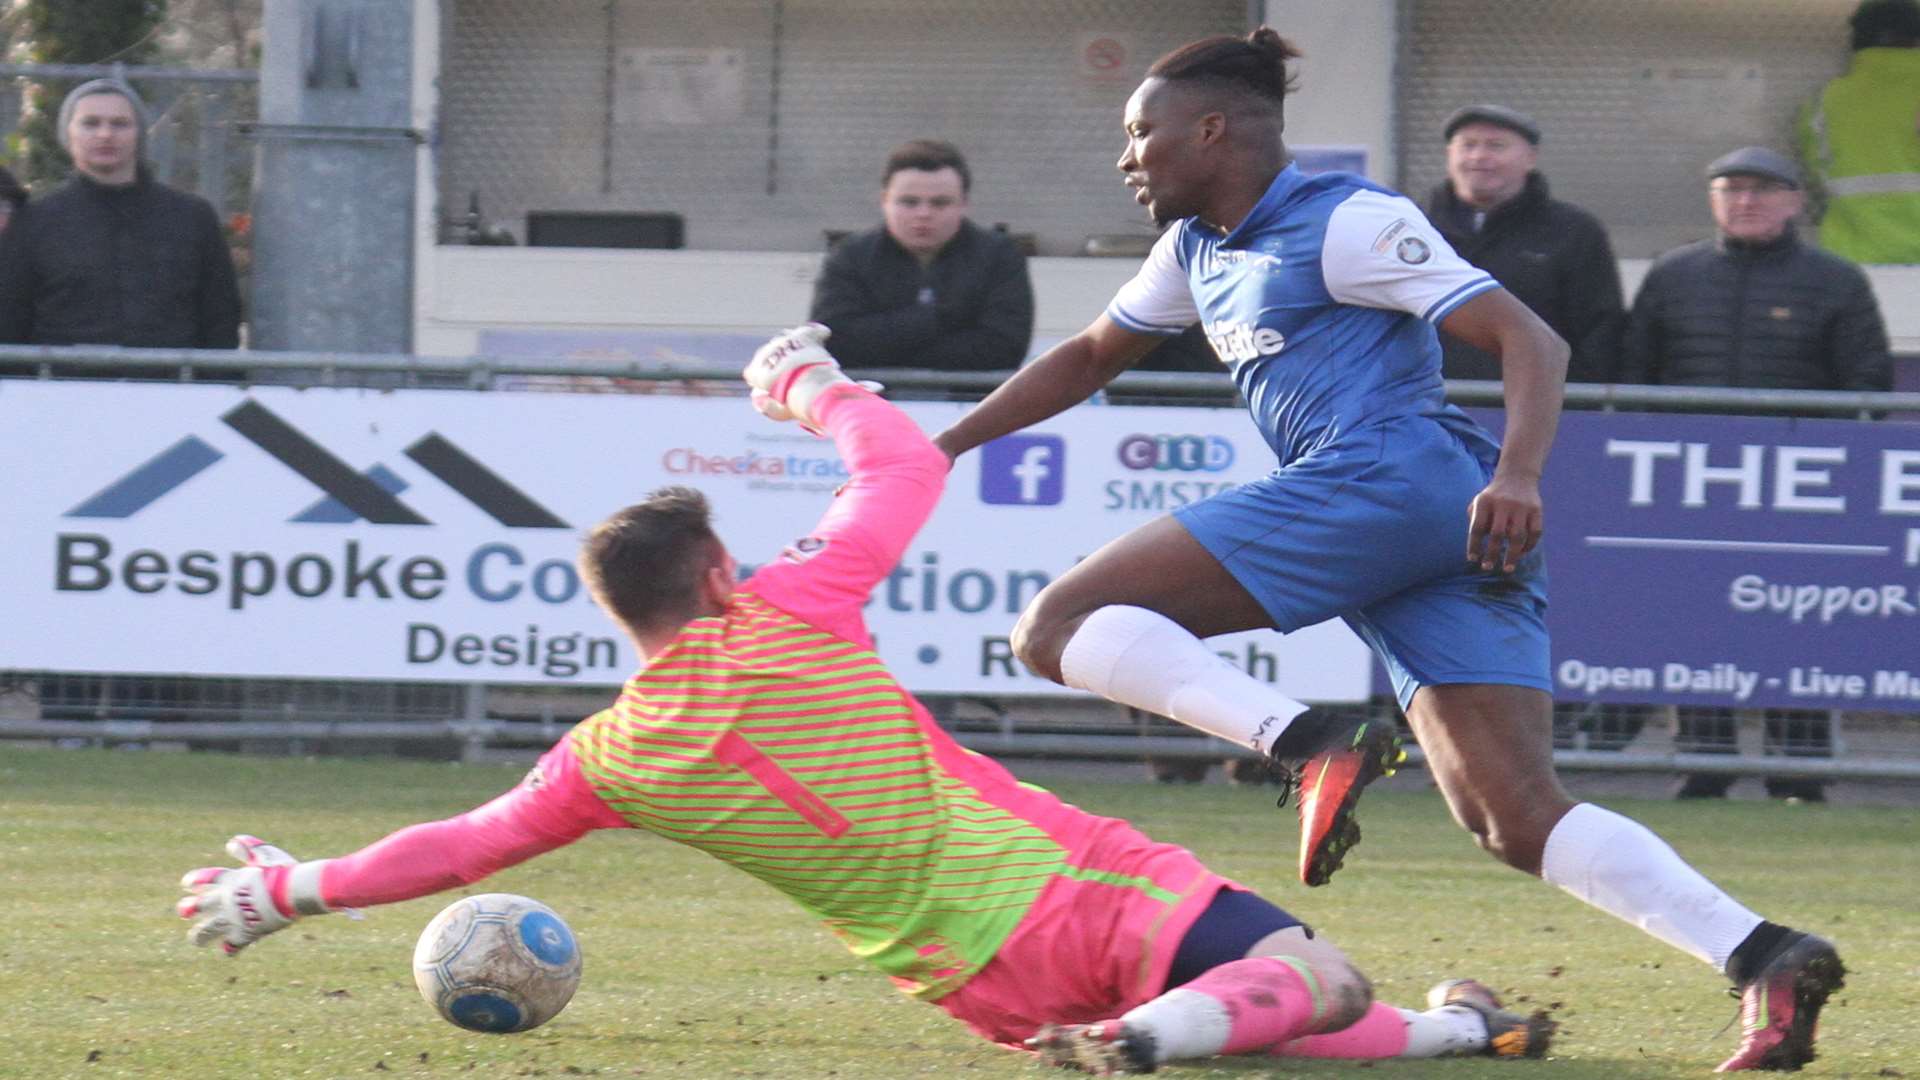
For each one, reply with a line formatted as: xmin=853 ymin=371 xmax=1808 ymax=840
xmin=780 ymin=536 xmax=829 ymax=564
xmin=520 ymin=762 xmax=548 ymax=792
xmin=1395 ymin=236 xmax=1433 ymax=265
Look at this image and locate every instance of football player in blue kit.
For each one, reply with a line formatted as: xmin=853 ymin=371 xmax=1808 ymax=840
xmin=932 ymin=27 xmax=1840 ymax=1074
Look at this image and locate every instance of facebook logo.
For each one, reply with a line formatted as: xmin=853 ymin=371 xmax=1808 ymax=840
xmin=980 ymin=435 xmax=1065 ymax=506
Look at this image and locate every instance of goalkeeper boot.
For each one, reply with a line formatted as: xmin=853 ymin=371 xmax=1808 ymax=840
xmin=1716 ymin=931 xmax=1845 ymax=1072
xmin=1026 ymin=1020 xmax=1158 ymax=1075
xmin=1269 ymin=714 xmax=1406 ymax=886
xmin=1427 ymin=978 xmax=1557 ymax=1058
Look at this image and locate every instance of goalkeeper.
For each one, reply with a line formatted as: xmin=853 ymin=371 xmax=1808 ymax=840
xmin=177 ymin=326 xmax=1551 ymax=1074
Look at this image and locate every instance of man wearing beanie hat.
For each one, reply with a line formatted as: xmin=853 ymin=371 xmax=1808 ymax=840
xmin=1798 ymin=0 xmax=1920 ymax=262
xmin=1423 ymin=105 xmax=1624 ymax=384
xmin=0 ymin=79 xmax=241 ymax=351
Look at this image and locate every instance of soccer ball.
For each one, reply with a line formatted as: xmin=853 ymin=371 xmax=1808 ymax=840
xmin=412 ymin=893 xmax=583 ymax=1033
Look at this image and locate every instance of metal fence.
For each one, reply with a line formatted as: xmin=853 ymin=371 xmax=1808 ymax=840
xmin=3 ymin=345 xmax=1917 ymax=783
xmin=1396 ymin=0 xmax=1858 ymax=260
xmin=436 ymin=0 xmax=1248 ymax=254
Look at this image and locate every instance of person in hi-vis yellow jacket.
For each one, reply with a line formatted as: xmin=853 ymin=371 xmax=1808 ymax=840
xmin=1798 ymin=0 xmax=1920 ymax=263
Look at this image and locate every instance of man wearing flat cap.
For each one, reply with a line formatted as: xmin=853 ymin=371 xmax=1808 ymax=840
xmin=0 ymin=79 xmax=241 ymax=351
xmin=1799 ymin=0 xmax=1920 ymax=263
xmin=1423 ymin=104 xmax=1624 ymax=383
xmin=1623 ymin=147 xmax=1890 ymax=803
xmin=1622 ymin=146 xmax=1889 ymax=394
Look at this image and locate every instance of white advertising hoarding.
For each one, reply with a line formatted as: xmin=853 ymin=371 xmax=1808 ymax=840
xmin=0 ymin=382 xmax=1372 ymax=700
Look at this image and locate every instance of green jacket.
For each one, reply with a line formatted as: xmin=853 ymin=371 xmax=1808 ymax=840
xmin=1798 ymin=47 xmax=1920 ymax=264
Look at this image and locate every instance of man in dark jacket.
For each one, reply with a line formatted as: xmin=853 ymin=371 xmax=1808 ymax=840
xmin=1621 ymin=146 xmax=1889 ymax=391
xmin=1623 ymin=146 xmax=1890 ymax=803
xmin=1425 ymin=105 xmax=1624 ymax=383
xmin=0 ymin=79 xmax=241 ymax=351
xmin=1429 ymin=106 xmax=1644 ymax=766
xmin=808 ymin=139 xmax=1033 ymax=370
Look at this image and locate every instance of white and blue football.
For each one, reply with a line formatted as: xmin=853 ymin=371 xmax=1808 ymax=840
xmin=412 ymin=893 xmax=582 ymax=1033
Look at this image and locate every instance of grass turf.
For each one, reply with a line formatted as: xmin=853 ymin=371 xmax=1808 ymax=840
xmin=2 ymin=746 xmax=1915 ymax=1078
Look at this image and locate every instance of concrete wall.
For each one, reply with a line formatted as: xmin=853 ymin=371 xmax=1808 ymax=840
xmin=415 ymin=246 xmax=1920 ymax=360
xmin=1262 ymin=0 xmax=1399 ymax=185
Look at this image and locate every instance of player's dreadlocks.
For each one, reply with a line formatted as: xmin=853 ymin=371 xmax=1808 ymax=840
xmin=1147 ymin=27 xmax=1302 ymax=124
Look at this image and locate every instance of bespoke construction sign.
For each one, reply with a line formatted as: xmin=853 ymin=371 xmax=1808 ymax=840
xmin=0 ymin=382 xmax=1371 ymax=699
xmin=11 ymin=383 xmax=1915 ymax=711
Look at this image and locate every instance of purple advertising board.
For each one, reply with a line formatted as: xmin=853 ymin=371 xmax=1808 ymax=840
xmin=1489 ymin=409 xmax=1920 ymax=713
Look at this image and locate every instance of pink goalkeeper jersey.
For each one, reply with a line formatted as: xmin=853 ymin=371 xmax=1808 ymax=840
xmin=565 ymin=387 xmax=1110 ymax=998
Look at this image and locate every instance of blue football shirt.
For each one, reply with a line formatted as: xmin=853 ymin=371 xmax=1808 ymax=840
xmin=1105 ymin=164 xmax=1500 ymax=467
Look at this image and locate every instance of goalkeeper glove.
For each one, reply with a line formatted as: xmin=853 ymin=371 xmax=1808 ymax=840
xmin=744 ymin=323 xmax=877 ymax=433
xmin=177 ymin=835 xmax=334 ymax=956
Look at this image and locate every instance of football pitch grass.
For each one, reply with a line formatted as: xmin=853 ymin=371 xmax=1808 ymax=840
xmin=4 ymin=746 xmax=1916 ymax=1079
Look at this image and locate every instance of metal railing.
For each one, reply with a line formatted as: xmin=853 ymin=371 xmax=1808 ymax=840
xmin=7 ymin=708 xmax=1914 ymax=781
xmin=3 ymin=345 xmax=1917 ymax=416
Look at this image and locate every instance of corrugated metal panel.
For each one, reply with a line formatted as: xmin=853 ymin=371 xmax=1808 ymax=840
xmin=438 ymin=0 xmax=1247 ymax=253
xmin=1396 ymin=0 xmax=1856 ymax=257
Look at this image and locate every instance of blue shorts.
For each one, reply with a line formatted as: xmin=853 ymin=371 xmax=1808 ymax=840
xmin=1173 ymin=416 xmax=1550 ymax=710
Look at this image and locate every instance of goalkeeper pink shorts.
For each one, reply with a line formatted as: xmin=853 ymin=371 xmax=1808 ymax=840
xmin=931 ymin=825 xmax=1235 ymax=1046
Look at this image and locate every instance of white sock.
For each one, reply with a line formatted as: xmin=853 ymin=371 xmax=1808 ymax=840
xmin=1118 ymin=987 xmax=1230 ymax=1063
xmin=1398 ymin=1005 xmax=1487 ymax=1057
xmin=1058 ymin=605 xmax=1309 ymax=755
xmin=1540 ymin=802 xmax=1763 ymax=970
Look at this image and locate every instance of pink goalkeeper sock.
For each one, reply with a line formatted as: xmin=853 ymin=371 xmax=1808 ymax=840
xmin=1273 ymin=1001 xmax=1412 ymax=1059
xmin=1171 ymin=956 xmax=1323 ymax=1055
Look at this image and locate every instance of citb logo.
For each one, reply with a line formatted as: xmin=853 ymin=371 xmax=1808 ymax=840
xmin=1117 ymin=434 xmax=1234 ymax=472
xmin=980 ymin=435 xmax=1065 ymax=506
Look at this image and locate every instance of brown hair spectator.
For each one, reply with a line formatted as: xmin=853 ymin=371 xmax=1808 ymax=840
xmin=883 ymin=139 xmax=971 ymax=194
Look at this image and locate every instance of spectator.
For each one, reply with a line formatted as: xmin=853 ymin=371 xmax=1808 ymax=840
xmin=1798 ymin=0 xmax=1920 ymax=263
xmin=1425 ymin=105 xmax=1624 ymax=383
xmin=1427 ymin=106 xmax=1637 ymax=759
xmin=1621 ymin=147 xmax=1890 ymax=392
xmin=1623 ymin=145 xmax=1893 ymax=802
xmin=0 ymin=79 xmax=241 ymax=351
xmin=809 ymin=139 xmax=1034 ymax=370
xmin=0 ymin=166 xmax=26 ymax=234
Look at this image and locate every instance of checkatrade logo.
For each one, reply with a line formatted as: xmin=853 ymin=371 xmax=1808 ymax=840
xmin=980 ymin=434 xmax=1065 ymax=506
xmin=67 ymin=399 xmax=570 ymax=528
